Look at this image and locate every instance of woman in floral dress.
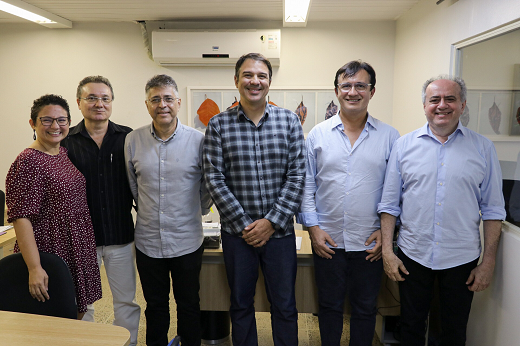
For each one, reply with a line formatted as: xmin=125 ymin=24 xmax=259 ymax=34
xmin=6 ymin=94 xmax=102 ymax=319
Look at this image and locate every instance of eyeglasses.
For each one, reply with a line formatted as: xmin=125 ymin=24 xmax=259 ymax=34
xmin=147 ymin=97 xmax=178 ymax=105
xmin=39 ymin=117 xmax=69 ymax=126
xmin=337 ymin=82 xmax=372 ymax=92
xmin=79 ymin=96 xmax=113 ymax=104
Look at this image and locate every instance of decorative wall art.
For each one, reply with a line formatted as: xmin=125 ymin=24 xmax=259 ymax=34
xmin=464 ymin=90 xmax=519 ymax=138
xmin=511 ymin=92 xmax=520 ymax=136
xmin=187 ymin=87 xmax=337 ymax=134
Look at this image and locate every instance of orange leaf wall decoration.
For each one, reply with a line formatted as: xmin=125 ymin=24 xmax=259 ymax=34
xmin=197 ymin=95 xmax=220 ymax=126
xmin=226 ymin=97 xmax=239 ymax=110
xmin=295 ymin=100 xmax=307 ymax=125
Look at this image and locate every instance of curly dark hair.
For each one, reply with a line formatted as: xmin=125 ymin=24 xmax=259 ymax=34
xmin=30 ymin=94 xmax=71 ymax=124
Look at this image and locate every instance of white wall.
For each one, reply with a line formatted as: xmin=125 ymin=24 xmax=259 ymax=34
xmin=392 ymin=0 xmax=520 ymax=136
xmin=0 ymin=20 xmax=396 ymax=191
xmin=468 ymin=223 xmax=520 ymax=346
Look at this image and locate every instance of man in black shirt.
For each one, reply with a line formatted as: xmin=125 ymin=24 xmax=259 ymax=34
xmin=61 ymin=76 xmax=140 ymax=346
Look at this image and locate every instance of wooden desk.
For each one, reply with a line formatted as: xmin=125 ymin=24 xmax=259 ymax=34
xmin=0 ymin=310 xmax=130 ymax=346
xmin=0 ymin=228 xmax=16 ymax=259
xmin=200 ymin=230 xmax=400 ymax=315
xmin=1 ymin=206 xmax=15 ymax=259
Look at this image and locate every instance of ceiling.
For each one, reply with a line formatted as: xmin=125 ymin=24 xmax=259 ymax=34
xmin=0 ymin=0 xmax=421 ymax=25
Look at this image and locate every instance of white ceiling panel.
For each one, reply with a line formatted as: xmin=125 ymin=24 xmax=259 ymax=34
xmin=0 ymin=0 xmax=420 ymax=24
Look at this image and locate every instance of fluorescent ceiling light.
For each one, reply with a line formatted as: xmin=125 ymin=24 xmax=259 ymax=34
xmin=283 ymin=0 xmax=312 ymax=27
xmin=0 ymin=0 xmax=71 ymax=28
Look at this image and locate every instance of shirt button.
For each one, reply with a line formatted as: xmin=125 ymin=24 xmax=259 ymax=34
xmin=348 ymin=172 xmax=351 ymax=176
xmin=436 ymin=222 xmax=440 ymax=225
xmin=161 ymin=159 xmax=164 ymax=163
xmin=441 ymin=162 xmax=444 ymax=166
xmin=439 ymin=182 xmax=443 ymax=186
xmin=346 ymin=192 xmax=349 ymax=196
xmin=160 ymin=211 xmax=164 ymax=214
xmin=161 ymin=177 xmax=164 ymax=180
xmin=161 ymin=194 xmax=164 ymax=197
xmin=436 ymin=242 xmax=439 ymax=245
xmin=438 ymin=203 xmax=441 ymax=206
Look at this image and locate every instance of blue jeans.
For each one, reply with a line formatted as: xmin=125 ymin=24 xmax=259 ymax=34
xmin=398 ymin=249 xmax=477 ymax=346
xmin=221 ymin=231 xmax=298 ymax=346
xmin=313 ymin=250 xmax=383 ymax=346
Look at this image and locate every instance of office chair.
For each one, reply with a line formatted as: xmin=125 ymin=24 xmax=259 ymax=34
xmin=0 ymin=251 xmax=77 ymax=319
xmin=0 ymin=189 xmax=5 ymax=226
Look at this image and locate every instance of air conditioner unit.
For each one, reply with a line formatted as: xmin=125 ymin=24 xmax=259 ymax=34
xmin=151 ymin=30 xmax=281 ymax=67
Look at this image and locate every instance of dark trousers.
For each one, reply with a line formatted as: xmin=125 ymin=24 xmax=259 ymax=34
xmin=313 ymin=250 xmax=383 ymax=346
xmin=136 ymin=245 xmax=204 ymax=346
xmin=221 ymin=231 xmax=298 ymax=346
xmin=398 ymin=249 xmax=478 ymax=346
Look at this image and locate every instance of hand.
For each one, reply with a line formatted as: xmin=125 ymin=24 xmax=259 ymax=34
xmin=382 ymin=252 xmax=408 ymax=282
xmin=365 ymin=229 xmax=382 ymax=262
xmin=466 ymin=260 xmax=495 ymax=292
xmin=242 ymin=219 xmax=275 ymax=247
xmin=308 ymin=226 xmax=337 ymax=259
xmin=28 ymin=266 xmax=50 ymax=302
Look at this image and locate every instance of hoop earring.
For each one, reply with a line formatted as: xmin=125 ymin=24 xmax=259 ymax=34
xmin=33 ymin=129 xmax=36 ymax=140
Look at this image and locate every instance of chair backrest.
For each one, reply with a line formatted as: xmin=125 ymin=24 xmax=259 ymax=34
xmin=0 ymin=189 xmax=5 ymax=226
xmin=0 ymin=251 xmax=77 ymax=319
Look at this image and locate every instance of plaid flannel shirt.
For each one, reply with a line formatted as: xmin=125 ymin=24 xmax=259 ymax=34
xmin=203 ymin=102 xmax=306 ymax=237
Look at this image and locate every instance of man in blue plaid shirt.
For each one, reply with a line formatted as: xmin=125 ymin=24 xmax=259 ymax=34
xmin=203 ymin=53 xmax=306 ymax=346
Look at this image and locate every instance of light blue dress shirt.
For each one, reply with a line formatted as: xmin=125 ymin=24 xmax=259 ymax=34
xmin=125 ymin=119 xmax=212 ymax=258
xmin=377 ymin=122 xmax=506 ymax=270
xmin=297 ymin=113 xmax=400 ymax=251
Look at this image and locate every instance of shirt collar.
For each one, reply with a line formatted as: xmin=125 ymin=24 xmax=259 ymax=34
xmin=68 ymin=119 xmax=122 ymax=137
xmin=330 ymin=112 xmax=376 ymax=132
xmin=236 ymin=101 xmax=270 ymax=124
xmin=418 ymin=121 xmax=465 ymax=140
xmin=150 ymin=118 xmax=182 ymax=142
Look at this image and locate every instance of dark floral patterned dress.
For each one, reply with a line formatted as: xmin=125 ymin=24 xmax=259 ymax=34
xmin=6 ymin=147 xmax=102 ymax=313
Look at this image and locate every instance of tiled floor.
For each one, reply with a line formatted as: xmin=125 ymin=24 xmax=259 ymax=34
xmin=93 ymin=265 xmax=383 ymax=345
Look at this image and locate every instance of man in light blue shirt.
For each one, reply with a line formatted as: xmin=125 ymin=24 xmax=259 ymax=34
xmin=125 ymin=75 xmax=212 ymax=346
xmin=378 ymin=76 xmax=505 ymax=346
xmin=297 ymin=60 xmax=399 ymax=346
